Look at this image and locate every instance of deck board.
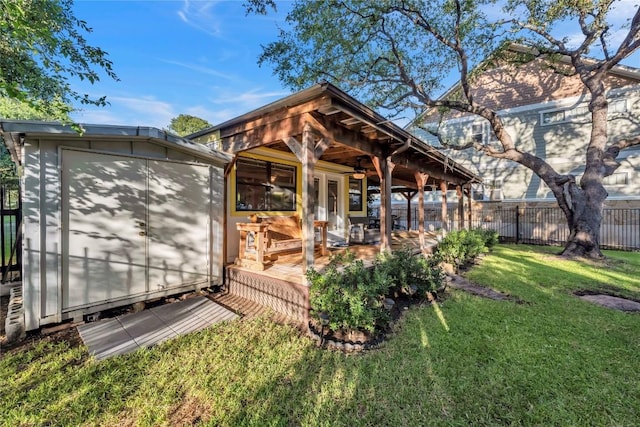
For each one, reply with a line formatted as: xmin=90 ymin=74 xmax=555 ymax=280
xmin=223 ymin=232 xmax=439 ymax=322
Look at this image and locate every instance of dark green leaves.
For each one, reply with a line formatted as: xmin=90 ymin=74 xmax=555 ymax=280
xmin=0 ymin=0 xmax=118 ymax=118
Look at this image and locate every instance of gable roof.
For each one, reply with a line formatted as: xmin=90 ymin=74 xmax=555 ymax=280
xmin=192 ymin=81 xmax=480 ymax=187
xmin=410 ymin=44 xmax=640 ymax=126
xmin=0 ymin=120 xmax=232 ymax=166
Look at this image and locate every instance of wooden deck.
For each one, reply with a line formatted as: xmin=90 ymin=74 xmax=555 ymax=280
xmin=224 ymin=231 xmax=439 ymax=322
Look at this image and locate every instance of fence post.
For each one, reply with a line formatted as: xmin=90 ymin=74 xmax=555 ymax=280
xmin=1 ymin=186 xmax=5 ymax=271
xmin=515 ymin=205 xmax=520 ymax=244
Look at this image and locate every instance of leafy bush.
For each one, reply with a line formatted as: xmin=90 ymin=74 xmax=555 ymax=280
xmin=375 ymin=247 xmax=445 ymax=296
xmin=476 ymin=228 xmax=499 ymax=248
xmin=434 ymin=228 xmax=500 ymax=267
xmin=307 ymin=251 xmax=392 ymax=333
xmin=307 ymin=248 xmax=445 ymax=334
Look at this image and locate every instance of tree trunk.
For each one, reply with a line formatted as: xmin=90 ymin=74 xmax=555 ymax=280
xmin=560 ymin=183 xmax=606 ymax=258
xmin=558 ymin=80 xmax=609 ymax=259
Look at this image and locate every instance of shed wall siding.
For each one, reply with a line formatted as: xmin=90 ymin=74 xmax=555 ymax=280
xmin=22 ymin=136 xmax=224 ymax=330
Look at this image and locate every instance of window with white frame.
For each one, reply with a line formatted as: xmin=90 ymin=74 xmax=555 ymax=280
xmin=608 ymin=99 xmax=627 ymax=114
xmin=602 ymin=172 xmax=628 ymax=186
xmin=541 ymin=104 xmax=589 ymax=125
xmin=471 ymin=123 xmax=485 ymax=143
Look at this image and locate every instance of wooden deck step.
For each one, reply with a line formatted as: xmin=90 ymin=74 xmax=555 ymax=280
xmin=211 ymin=292 xmax=299 ymax=326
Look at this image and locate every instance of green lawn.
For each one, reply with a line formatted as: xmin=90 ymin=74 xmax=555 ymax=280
xmin=2 ymin=244 xmax=639 ymax=426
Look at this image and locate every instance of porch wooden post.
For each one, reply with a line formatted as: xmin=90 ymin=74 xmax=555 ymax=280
xmin=414 ymin=172 xmax=428 ymax=250
xmin=301 ymin=123 xmax=315 ymax=271
xmin=456 ymin=185 xmax=464 ymax=230
xmin=467 ymin=183 xmax=473 ymax=229
xmin=283 ymin=122 xmax=331 ymax=276
xmin=400 ymin=190 xmax=417 ymax=230
xmin=373 ymin=156 xmax=394 ymax=251
xmin=440 ymin=180 xmax=449 ymax=233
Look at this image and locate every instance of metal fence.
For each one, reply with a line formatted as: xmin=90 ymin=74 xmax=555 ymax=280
xmin=372 ymin=205 xmax=640 ymax=251
xmin=1 ymin=184 xmax=21 ymax=282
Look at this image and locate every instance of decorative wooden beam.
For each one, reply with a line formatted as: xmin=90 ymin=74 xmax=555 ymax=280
xmin=223 ymin=115 xmax=304 ymax=153
xmin=224 ymin=153 xmax=239 ymax=178
xmin=219 ymin=96 xmax=332 ymax=138
xmin=305 ymin=112 xmax=386 ymax=158
xmin=391 ymin=155 xmax=467 ymax=185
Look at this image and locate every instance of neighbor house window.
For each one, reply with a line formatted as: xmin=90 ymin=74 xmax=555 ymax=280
xmin=348 ymin=177 xmax=363 ymax=211
xmin=236 ymin=158 xmax=296 ymax=211
xmin=541 ymin=104 xmax=593 ymax=126
xmin=609 ymin=99 xmax=628 ymax=114
xmin=470 ymin=123 xmax=486 ymax=144
xmin=602 ymin=172 xmax=628 ymax=186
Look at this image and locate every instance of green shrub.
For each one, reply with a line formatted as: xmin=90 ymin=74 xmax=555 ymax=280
xmin=434 ymin=228 xmax=500 ymax=267
xmin=307 ymin=251 xmax=392 ymax=333
xmin=476 ymin=228 xmax=499 ymax=248
xmin=375 ymin=247 xmax=445 ymax=296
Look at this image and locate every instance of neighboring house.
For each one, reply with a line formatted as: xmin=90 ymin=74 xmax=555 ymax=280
xmin=409 ymin=45 xmax=640 ymax=203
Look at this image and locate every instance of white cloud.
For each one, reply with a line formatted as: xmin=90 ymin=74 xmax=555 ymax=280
xmin=209 ymin=88 xmax=290 ymax=107
xmin=160 ymin=59 xmax=239 ymax=81
xmin=72 ymin=96 xmax=176 ymax=129
xmin=607 ymin=0 xmax=639 ymax=25
xmin=177 ymin=0 xmax=223 ymax=38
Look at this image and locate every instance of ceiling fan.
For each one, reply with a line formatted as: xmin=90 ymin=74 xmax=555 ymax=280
xmin=345 ymin=157 xmax=367 ymax=180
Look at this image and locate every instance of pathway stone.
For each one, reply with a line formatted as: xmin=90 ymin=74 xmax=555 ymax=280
xmin=447 ymin=275 xmax=521 ymax=302
xmin=578 ymin=294 xmax=640 ymax=312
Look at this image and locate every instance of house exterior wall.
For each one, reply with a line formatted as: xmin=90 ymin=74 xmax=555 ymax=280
xmin=225 ymin=147 xmax=368 ymax=263
xmin=21 ymin=136 xmax=225 ymax=331
xmin=413 ymin=60 xmax=640 ymax=202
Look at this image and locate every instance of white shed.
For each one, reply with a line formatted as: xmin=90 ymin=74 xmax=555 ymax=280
xmin=1 ymin=121 xmax=230 ymax=331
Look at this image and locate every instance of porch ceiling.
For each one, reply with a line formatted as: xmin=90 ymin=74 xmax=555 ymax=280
xmin=194 ymin=82 xmax=480 ymax=189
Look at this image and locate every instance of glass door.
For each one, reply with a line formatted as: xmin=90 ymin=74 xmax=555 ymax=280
xmin=327 ymin=179 xmax=339 ymax=231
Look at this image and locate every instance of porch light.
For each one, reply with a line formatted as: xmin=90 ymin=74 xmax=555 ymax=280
xmin=352 ymin=171 xmax=366 ymax=180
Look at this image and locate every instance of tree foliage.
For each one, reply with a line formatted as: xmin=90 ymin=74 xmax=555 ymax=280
xmin=167 ymin=114 xmax=212 ymax=137
xmin=0 ymin=0 xmax=117 ymax=118
xmin=255 ymin=0 xmax=640 ymax=258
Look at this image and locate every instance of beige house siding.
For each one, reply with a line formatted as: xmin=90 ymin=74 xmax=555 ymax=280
xmin=415 ymin=79 xmax=640 ymax=201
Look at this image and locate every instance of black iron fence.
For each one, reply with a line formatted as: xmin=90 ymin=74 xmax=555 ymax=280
xmin=371 ymin=205 xmax=640 ymax=251
xmin=1 ymin=183 xmax=21 ymax=282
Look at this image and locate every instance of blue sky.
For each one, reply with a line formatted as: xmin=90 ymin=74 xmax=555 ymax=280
xmin=70 ymin=0 xmax=639 ymax=130
xmin=71 ymin=0 xmax=294 ymax=129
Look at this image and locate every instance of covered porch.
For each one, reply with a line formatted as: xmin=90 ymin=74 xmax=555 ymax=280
xmin=190 ymin=81 xmax=479 ymax=321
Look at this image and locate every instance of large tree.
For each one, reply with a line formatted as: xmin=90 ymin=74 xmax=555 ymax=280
xmin=254 ymin=0 xmax=640 ymax=258
xmin=0 ymin=0 xmax=117 ymax=119
xmin=167 ymin=114 xmax=212 ymax=137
